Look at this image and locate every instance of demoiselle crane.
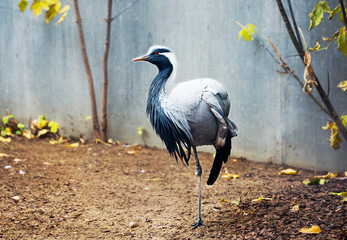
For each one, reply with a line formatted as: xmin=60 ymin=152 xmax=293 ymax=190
xmin=132 ymin=46 xmax=237 ymax=228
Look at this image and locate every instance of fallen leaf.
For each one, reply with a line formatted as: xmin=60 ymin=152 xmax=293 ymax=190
xmin=337 ymin=80 xmax=347 ymax=91
xmin=50 ymin=135 xmax=66 ymax=145
xmin=95 ymin=139 xmax=112 ymax=147
xmin=0 ymin=153 xmax=9 ymax=157
xmin=252 ymin=197 xmax=272 ymax=202
xmin=300 ymin=225 xmax=321 ymax=234
xmin=127 ymin=150 xmax=136 ymax=155
xmin=222 ymin=168 xmax=240 ymax=180
xmin=314 ymin=172 xmax=337 ymax=179
xmin=142 ymin=177 xmax=160 ymax=181
xmin=331 ymin=192 xmax=347 ymax=202
xmin=66 ymin=142 xmax=79 ymax=147
xmin=231 ymin=198 xmax=242 ymax=205
xmin=291 ymin=204 xmax=300 ymax=212
xmin=0 ymin=136 xmax=11 ymax=143
xmin=220 ymin=198 xmax=227 ymax=204
xmin=302 ymin=178 xmax=325 ymax=185
xmin=107 ymin=138 xmax=114 ymax=144
xmin=278 ymin=168 xmax=298 ymax=175
xmin=37 ymin=129 xmax=49 ymax=138
xmin=4 ymin=127 xmax=12 ymax=136
xmin=13 ymin=158 xmax=22 ymax=163
xmin=12 ymin=196 xmax=20 ymax=202
xmin=135 ymin=146 xmax=142 ymax=150
xmin=22 ymin=129 xmax=34 ymax=139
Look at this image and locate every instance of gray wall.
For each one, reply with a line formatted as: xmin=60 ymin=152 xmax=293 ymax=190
xmin=1 ymin=1 xmax=346 ymax=171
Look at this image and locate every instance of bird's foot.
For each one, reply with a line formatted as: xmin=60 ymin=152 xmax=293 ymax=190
xmin=192 ymin=218 xmax=204 ymax=229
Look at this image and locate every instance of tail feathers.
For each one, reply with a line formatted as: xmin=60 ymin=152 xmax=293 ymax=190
xmin=207 ymin=131 xmax=232 ymax=186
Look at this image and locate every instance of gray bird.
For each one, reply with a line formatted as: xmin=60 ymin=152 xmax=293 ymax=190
xmin=133 ymin=46 xmax=237 ymax=228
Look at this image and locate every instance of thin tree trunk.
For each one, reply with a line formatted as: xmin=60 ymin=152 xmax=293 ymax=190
xmin=73 ymin=0 xmax=101 ymax=140
xmin=101 ymin=0 xmax=113 ymax=141
xmin=276 ymin=0 xmax=347 ymax=142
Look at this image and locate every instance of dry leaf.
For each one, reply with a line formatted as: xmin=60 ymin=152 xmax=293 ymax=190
xmin=22 ymin=129 xmax=34 ymax=139
xmin=222 ymin=168 xmax=240 ymax=180
xmin=291 ymin=204 xmax=300 ymax=212
xmin=0 ymin=136 xmax=11 ymax=143
xmin=331 ymin=192 xmax=347 ymax=202
xmin=252 ymin=197 xmax=272 ymax=202
xmin=314 ymin=172 xmax=337 ymax=179
xmin=127 ymin=150 xmax=136 ymax=155
xmin=142 ymin=177 xmax=160 ymax=181
xmin=12 ymin=196 xmax=20 ymax=202
xmin=37 ymin=129 xmax=49 ymax=138
xmin=300 ymin=225 xmax=321 ymax=234
xmin=278 ymin=168 xmax=298 ymax=175
xmin=0 ymin=153 xmax=9 ymax=157
xmin=66 ymin=142 xmax=79 ymax=147
xmin=135 ymin=146 xmax=142 ymax=150
xmin=220 ymin=198 xmax=227 ymax=204
xmin=302 ymin=178 xmax=325 ymax=185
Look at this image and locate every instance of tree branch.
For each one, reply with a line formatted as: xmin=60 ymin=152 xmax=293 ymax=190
xmin=73 ymin=0 xmax=101 ymax=140
xmin=339 ymin=0 xmax=347 ymax=29
xmin=276 ymin=0 xmax=347 ymax=142
xmin=111 ymin=0 xmax=141 ymax=21
xmin=100 ymin=0 xmax=113 ymax=142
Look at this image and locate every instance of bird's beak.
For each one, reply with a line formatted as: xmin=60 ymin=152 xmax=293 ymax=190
xmin=132 ymin=55 xmax=148 ymax=62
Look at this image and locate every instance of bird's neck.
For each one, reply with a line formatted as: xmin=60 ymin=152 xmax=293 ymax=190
xmin=146 ymin=66 xmax=173 ymax=110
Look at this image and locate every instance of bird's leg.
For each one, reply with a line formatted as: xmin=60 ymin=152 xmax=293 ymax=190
xmin=192 ymin=146 xmax=204 ymax=229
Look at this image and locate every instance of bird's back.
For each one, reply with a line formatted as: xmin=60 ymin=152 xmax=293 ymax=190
xmin=167 ymin=78 xmax=232 ymax=146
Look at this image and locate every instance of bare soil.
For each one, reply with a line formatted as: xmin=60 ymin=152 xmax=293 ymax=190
xmin=0 ymin=138 xmax=346 ymax=239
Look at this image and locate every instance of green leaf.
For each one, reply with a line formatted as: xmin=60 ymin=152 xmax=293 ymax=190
xmin=138 ymin=126 xmax=145 ymax=136
xmin=328 ymin=5 xmax=341 ymax=19
xmin=238 ymin=24 xmax=257 ymax=41
xmin=18 ymin=0 xmax=28 ymax=12
xmin=2 ymin=116 xmax=8 ymax=125
xmin=308 ymin=1 xmax=331 ymax=30
xmin=337 ymin=27 xmax=347 ymax=57
xmin=38 ymin=115 xmax=47 ymax=129
xmin=17 ymin=123 xmax=25 ymax=130
xmin=48 ymin=121 xmax=59 ymax=133
xmin=15 ymin=130 xmax=22 ymax=135
xmin=341 ymin=115 xmax=347 ymax=127
xmin=309 ymin=41 xmax=321 ymax=51
xmin=302 ymin=178 xmax=325 ymax=185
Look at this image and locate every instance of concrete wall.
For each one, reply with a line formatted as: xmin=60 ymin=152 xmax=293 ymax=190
xmin=1 ymin=0 xmax=346 ymax=171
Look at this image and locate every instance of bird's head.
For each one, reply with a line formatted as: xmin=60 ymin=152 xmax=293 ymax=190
xmin=133 ymin=46 xmax=177 ymax=79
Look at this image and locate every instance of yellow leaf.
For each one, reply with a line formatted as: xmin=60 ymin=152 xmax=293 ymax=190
xmin=95 ymin=139 xmax=112 ymax=147
xmin=291 ymin=204 xmax=300 ymax=212
xmin=22 ymin=129 xmax=34 ymax=139
xmin=222 ymin=168 xmax=240 ymax=180
xmin=40 ymin=0 xmax=49 ymax=10
xmin=127 ymin=150 xmax=136 ymax=155
xmin=142 ymin=177 xmax=160 ymax=181
xmin=331 ymin=192 xmax=347 ymax=202
xmin=300 ymin=225 xmax=321 ymax=234
xmin=55 ymin=11 xmax=67 ymax=25
xmin=314 ymin=172 xmax=337 ymax=179
xmin=85 ymin=116 xmax=92 ymax=120
xmin=337 ymin=80 xmax=347 ymax=91
xmin=18 ymin=0 xmax=28 ymax=12
xmin=0 ymin=136 xmax=11 ymax=143
xmin=59 ymin=5 xmax=70 ymax=13
xmin=49 ymin=135 xmax=65 ymax=144
xmin=220 ymin=198 xmax=227 ymax=204
xmin=252 ymin=197 xmax=272 ymax=202
xmin=4 ymin=127 xmax=12 ymax=136
xmin=30 ymin=0 xmax=42 ymax=17
xmin=107 ymin=138 xmax=114 ymax=144
xmin=279 ymin=168 xmax=298 ymax=175
xmin=0 ymin=153 xmax=9 ymax=157
xmin=344 ymin=171 xmax=347 ymax=177
xmin=66 ymin=142 xmax=79 ymax=147
xmin=37 ymin=129 xmax=49 ymax=138
xmin=321 ymin=121 xmax=342 ymax=149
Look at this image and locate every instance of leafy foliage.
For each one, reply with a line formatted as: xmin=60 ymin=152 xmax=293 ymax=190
xmin=18 ymin=0 xmax=70 ymax=25
xmin=238 ymin=23 xmax=257 ymax=41
xmin=308 ymin=0 xmax=347 ymax=57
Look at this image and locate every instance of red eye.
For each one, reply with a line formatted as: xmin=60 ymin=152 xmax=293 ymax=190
xmin=155 ymin=52 xmax=159 ymax=55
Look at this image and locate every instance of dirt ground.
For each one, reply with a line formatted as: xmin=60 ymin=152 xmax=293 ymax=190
xmin=0 ymin=138 xmax=346 ymax=239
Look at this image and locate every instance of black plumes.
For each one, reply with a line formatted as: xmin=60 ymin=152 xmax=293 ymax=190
xmin=207 ymin=130 xmax=232 ymax=186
